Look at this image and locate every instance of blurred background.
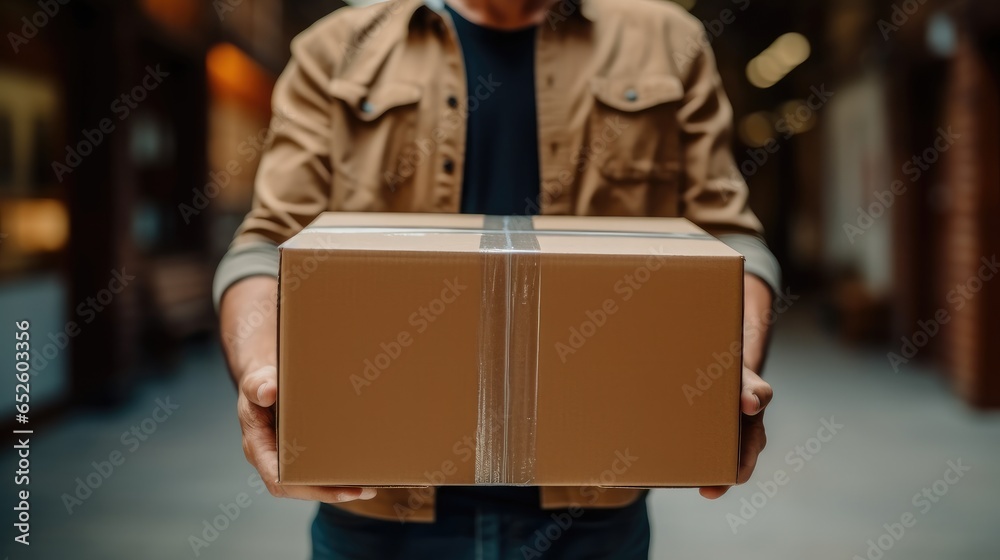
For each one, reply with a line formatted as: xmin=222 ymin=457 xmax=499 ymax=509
xmin=0 ymin=0 xmax=998 ymax=558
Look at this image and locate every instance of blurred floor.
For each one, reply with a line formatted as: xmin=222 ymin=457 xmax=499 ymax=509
xmin=2 ymin=305 xmax=999 ymax=560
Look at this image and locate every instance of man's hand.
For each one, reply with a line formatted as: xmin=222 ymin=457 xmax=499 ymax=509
xmin=700 ymin=274 xmax=775 ymax=499
xmin=222 ymin=276 xmax=375 ymax=503
xmin=699 ymin=366 xmax=772 ymax=499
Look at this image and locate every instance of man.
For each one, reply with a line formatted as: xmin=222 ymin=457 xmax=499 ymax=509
xmin=216 ymin=0 xmax=779 ymax=557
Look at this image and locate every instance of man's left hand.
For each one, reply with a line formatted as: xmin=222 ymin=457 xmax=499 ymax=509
xmin=699 ymin=365 xmax=773 ymax=499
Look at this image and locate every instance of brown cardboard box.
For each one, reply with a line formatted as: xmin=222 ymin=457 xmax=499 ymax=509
xmin=277 ymin=212 xmax=743 ymax=488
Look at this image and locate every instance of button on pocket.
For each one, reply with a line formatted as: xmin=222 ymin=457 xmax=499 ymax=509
xmin=330 ymin=79 xmax=422 ymax=122
xmin=329 ymin=79 xmax=424 ymax=208
xmin=591 ymin=75 xmax=683 ymax=114
xmin=581 ymin=75 xmax=685 ymax=215
xmin=588 ymin=75 xmax=685 ymax=184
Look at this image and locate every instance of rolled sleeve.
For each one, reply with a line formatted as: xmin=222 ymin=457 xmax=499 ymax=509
xmin=212 ymin=241 xmax=280 ymax=310
xmin=718 ymin=233 xmax=781 ymax=295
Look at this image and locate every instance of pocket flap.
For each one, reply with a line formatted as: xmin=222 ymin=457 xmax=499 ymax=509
xmin=591 ymin=75 xmax=684 ymax=112
xmin=330 ymin=79 xmax=422 ymax=122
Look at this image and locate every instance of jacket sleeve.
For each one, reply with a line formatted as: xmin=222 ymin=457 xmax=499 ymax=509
xmin=213 ymin=30 xmax=335 ymax=308
xmin=677 ymin=36 xmax=762 ymax=238
xmin=676 ymin=35 xmax=780 ymax=293
xmin=232 ymin=32 xmax=335 ymax=247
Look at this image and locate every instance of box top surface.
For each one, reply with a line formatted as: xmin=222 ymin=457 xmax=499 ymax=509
xmin=280 ymin=212 xmax=742 ymax=259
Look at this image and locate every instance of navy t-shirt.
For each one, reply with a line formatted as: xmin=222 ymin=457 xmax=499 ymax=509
xmin=445 ymin=3 xmax=541 ymax=216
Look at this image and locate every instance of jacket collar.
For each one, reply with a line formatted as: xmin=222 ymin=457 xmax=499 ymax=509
xmin=412 ymin=0 xmax=595 ymax=27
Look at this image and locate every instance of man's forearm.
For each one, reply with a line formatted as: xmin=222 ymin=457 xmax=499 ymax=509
xmin=742 ymin=274 xmax=774 ymax=374
xmin=219 ymin=276 xmax=279 ymax=384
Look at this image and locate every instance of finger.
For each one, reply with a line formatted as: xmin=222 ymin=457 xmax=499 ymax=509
xmin=699 ymin=485 xmax=730 ymax=499
xmin=238 ymin=397 xmax=279 ymax=482
xmin=249 ymin=437 xmax=376 ymax=504
xmin=741 ymin=368 xmax=772 ymax=416
xmin=736 ymin=418 xmax=766 ymax=484
xmin=700 ymin=416 xmax=767 ymax=499
xmin=238 ymin=405 xmax=378 ymax=504
xmin=241 ymin=365 xmax=278 ymax=407
xmin=238 ymin=394 xmax=275 ymax=432
xmin=737 ymin=445 xmax=761 ymax=485
xmin=268 ymin=484 xmax=378 ymax=504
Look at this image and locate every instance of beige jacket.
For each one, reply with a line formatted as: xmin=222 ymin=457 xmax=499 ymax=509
xmin=216 ymin=0 xmax=780 ymax=522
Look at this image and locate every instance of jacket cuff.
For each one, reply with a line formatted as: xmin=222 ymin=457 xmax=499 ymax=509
xmin=717 ymin=234 xmax=781 ymax=296
xmin=213 ymin=241 xmax=280 ymax=311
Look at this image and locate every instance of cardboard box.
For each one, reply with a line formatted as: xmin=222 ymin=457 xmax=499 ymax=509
xmin=278 ymin=212 xmax=743 ymax=487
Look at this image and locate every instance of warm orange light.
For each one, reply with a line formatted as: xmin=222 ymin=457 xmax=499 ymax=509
xmin=207 ymin=43 xmax=274 ymax=112
xmin=0 ymin=199 xmax=69 ymax=253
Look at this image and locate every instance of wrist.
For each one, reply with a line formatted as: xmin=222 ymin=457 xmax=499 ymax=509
xmin=742 ymin=273 xmax=774 ymax=374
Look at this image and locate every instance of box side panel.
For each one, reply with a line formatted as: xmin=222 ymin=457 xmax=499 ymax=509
xmin=535 ymin=253 xmax=743 ymax=486
xmin=278 ymin=249 xmax=482 ymax=485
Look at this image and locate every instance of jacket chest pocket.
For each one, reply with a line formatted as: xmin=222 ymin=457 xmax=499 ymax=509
xmin=329 ymin=79 xmax=423 ymax=210
xmin=586 ymin=75 xmax=684 ymax=186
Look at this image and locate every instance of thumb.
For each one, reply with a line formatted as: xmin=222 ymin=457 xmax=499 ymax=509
xmin=741 ymin=367 xmax=772 ymax=416
xmin=241 ymin=365 xmax=278 ymax=407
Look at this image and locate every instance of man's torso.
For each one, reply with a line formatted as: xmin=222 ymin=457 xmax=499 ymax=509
xmin=304 ymin=0 xmax=701 ymax=219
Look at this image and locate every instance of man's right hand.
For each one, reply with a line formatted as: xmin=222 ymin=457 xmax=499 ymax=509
xmin=223 ymin=276 xmax=375 ymax=503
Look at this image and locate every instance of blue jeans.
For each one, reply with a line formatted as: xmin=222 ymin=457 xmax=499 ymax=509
xmin=311 ymin=487 xmax=650 ymax=559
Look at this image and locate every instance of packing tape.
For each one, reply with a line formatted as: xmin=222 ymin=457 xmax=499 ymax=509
xmin=504 ymin=216 xmax=541 ymax=485
xmin=475 ymin=216 xmax=540 ymax=484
